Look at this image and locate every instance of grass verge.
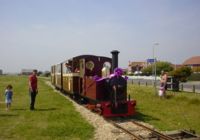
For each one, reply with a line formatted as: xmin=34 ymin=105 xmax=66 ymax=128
xmin=128 ymin=84 xmax=200 ymax=134
xmin=0 ymin=76 xmax=94 ymax=140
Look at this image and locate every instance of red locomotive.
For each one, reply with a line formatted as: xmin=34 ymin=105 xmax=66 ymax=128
xmin=51 ymin=50 xmax=136 ymax=117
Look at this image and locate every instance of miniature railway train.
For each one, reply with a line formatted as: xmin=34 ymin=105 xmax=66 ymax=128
xmin=51 ymin=50 xmax=136 ymax=117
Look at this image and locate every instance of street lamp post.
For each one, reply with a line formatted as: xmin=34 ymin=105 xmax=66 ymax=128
xmin=153 ymin=43 xmax=159 ymax=95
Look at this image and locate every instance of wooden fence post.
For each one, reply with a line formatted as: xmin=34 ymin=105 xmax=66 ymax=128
xmin=193 ymin=85 xmax=195 ymax=93
xmin=181 ymin=84 xmax=183 ymax=91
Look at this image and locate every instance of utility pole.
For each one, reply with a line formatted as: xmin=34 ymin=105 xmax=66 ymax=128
xmin=153 ymin=43 xmax=159 ymax=95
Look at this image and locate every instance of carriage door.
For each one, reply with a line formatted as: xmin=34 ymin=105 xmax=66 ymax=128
xmin=79 ymin=59 xmax=85 ymax=95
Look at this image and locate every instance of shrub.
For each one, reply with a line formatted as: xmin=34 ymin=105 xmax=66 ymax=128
xmin=142 ymin=61 xmax=173 ymax=76
xmin=188 ymin=73 xmax=200 ymax=81
xmin=171 ymin=66 xmax=192 ymax=82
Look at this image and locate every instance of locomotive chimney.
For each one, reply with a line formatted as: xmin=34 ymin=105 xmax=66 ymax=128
xmin=111 ymin=50 xmax=120 ymax=72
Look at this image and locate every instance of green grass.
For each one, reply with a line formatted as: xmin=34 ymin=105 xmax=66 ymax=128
xmin=128 ymin=84 xmax=200 ymax=134
xmin=1 ymin=76 xmax=199 ymax=138
xmin=0 ymin=76 xmax=94 ymax=140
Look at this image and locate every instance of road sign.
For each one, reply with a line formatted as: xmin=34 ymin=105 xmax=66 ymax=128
xmin=147 ymin=58 xmax=155 ymax=63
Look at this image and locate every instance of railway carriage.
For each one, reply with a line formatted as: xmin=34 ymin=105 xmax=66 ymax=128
xmin=51 ymin=50 xmax=136 ymax=117
xmin=54 ymin=63 xmax=62 ymax=89
xmin=51 ymin=65 xmax=56 ymax=85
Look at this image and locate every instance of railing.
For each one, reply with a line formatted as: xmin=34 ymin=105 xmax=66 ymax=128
xmin=128 ymin=79 xmax=200 ymax=94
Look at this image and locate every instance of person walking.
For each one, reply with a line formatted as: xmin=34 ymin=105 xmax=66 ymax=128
xmin=5 ymin=84 xmax=13 ymax=111
xmin=29 ymin=69 xmax=38 ymax=110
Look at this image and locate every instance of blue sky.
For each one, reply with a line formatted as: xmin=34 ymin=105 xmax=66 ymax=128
xmin=0 ymin=0 xmax=200 ymax=73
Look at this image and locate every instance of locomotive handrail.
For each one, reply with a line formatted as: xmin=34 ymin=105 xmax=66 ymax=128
xmin=62 ymin=73 xmax=80 ymax=77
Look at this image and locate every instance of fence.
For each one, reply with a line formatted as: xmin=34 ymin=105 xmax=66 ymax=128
xmin=128 ymin=79 xmax=200 ymax=94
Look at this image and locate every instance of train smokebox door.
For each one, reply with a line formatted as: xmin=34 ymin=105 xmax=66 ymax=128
xmin=79 ymin=59 xmax=85 ymax=94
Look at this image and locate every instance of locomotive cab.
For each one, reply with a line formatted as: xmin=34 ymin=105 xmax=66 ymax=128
xmin=78 ymin=56 xmax=112 ymax=101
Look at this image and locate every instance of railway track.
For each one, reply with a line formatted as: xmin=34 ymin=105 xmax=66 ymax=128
xmin=107 ymin=119 xmax=200 ymax=140
xmin=49 ymin=81 xmax=200 ymax=140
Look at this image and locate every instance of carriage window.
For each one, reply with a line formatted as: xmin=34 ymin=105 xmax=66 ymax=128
xmin=56 ymin=65 xmax=61 ymax=73
xmin=86 ymin=61 xmax=94 ymax=71
xmin=65 ymin=63 xmax=72 ymax=73
xmin=102 ymin=61 xmax=111 ymax=77
xmin=103 ymin=62 xmax=111 ymax=69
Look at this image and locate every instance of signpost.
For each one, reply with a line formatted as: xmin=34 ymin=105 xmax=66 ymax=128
xmin=147 ymin=58 xmax=155 ymax=64
xmin=153 ymin=43 xmax=159 ymax=95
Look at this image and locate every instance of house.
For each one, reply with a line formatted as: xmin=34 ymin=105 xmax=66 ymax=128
xmin=21 ymin=69 xmax=34 ymax=75
xmin=183 ymin=56 xmax=200 ymax=72
xmin=171 ymin=64 xmax=183 ymax=70
xmin=128 ymin=61 xmax=147 ymax=74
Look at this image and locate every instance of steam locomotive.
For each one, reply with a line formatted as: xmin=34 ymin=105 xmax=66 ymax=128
xmin=51 ymin=50 xmax=136 ymax=117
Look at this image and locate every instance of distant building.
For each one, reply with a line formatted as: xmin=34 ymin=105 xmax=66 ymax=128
xmin=171 ymin=64 xmax=183 ymax=70
xmin=183 ymin=56 xmax=200 ymax=72
xmin=21 ymin=69 xmax=34 ymax=75
xmin=0 ymin=69 xmax=3 ymax=75
xmin=128 ymin=61 xmax=147 ymax=74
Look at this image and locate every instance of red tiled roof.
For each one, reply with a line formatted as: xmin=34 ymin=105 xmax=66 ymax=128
xmin=183 ymin=56 xmax=200 ymax=65
xmin=171 ymin=64 xmax=183 ymax=69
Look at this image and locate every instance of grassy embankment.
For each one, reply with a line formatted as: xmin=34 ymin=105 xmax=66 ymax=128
xmin=0 ymin=76 xmax=94 ymax=140
xmin=128 ymin=84 xmax=200 ymax=134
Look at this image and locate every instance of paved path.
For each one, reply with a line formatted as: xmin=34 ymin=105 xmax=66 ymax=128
xmin=179 ymin=81 xmax=200 ymax=93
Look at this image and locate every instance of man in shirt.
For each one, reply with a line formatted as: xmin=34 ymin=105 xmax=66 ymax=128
xmin=29 ymin=69 xmax=38 ymax=110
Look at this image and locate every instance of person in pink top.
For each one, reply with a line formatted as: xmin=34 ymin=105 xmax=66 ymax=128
xmin=160 ymin=71 xmax=168 ymax=97
xmin=29 ymin=69 xmax=38 ymax=110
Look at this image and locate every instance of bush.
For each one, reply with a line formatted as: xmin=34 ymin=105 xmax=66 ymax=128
xmin=142 ymin=61 xmax=173 ymax=76
xmin=188 ymin=73 xmax=200 ymax=81
xmin=171 ymin=66 xmax=192 ymax=82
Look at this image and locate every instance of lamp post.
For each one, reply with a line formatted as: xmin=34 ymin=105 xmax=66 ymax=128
xmin=153 ymin=43 xmax=159 ymax=95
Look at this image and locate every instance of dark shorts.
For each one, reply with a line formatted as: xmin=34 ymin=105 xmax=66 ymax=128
xmin=161 ymin=83 xmax=167 ymax=90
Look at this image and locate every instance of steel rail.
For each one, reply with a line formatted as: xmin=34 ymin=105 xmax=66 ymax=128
xmin=131 ymin=121 xmax=176 ymax=140
xmin=109 ymin=120 xmax=143 ymax=140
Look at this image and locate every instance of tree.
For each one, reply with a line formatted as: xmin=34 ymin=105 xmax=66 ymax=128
xmin=142 ymin=61 xmax=173 ymax=76
xmin=142 ymin=65 xmax=152 ymax=76
xmin=43 ymin=71 xmax=51 ymax=77
xmin=37 ymin=71 xmax=43 ymax=76
xmin=171 ymin=66 xmax=192 ymax=82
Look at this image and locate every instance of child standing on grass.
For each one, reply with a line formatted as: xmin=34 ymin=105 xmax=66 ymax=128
xmin=159 ymin=71 xmax=168 ymax=98
xmin=158 ymin=83 xmax=165 ymax=98
xmin=5 ymin=84 xmax=13 ymax=110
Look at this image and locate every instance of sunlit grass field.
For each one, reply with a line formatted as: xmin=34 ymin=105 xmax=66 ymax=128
xmin=128 ymin=84 xmax=200 ymax=134
xmin=1 ymin=75 xmax=200 ymax=139
xmin=0 ymin=76 xmax=94 ymax=140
